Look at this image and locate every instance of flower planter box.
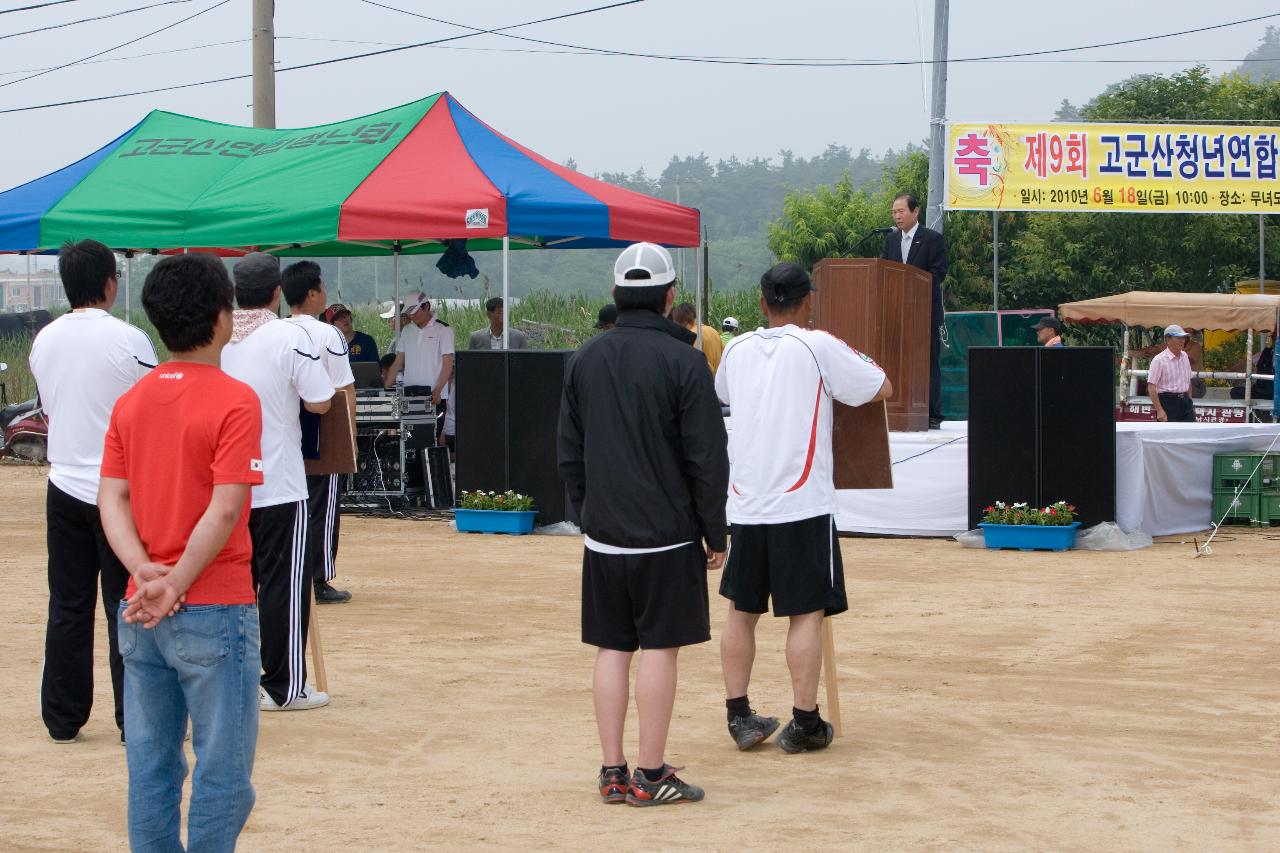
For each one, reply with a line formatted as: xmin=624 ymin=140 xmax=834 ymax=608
xmin=979 ymin=521 xmax=1080 ymax=552
xmin=454 ymin=508 xmax=538 ymax=535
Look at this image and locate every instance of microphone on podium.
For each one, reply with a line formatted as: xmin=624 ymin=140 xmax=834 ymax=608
xmin=854 ymin=226 xmax=894 ymax=252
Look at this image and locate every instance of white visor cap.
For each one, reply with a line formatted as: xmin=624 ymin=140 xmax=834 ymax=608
xmin=614 ymin=242 xmax=677 ymax=287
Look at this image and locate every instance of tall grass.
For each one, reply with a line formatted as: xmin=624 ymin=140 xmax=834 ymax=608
xmin=346 ymin=288 xmax=766 ymax=354
xmin=0 ymin=288 xmax=766 ymax=405
xmin=0 ymin=334 xmax=37 ymax=405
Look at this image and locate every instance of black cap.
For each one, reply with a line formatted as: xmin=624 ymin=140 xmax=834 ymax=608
xmin=1031 ymin=317 xmax=1062 ymax=333
xmin=232 ymin=251 xmax=280 ymax=291
xmin=594 ymin=303 xmax=618 ymax=329
xmin=760 ymin=262 xmax=816 ymax=305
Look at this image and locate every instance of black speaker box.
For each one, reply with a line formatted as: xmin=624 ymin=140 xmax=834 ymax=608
xmin=967 ymin=347 xmax=1116 ymax=529
xmin=455 ymin=349 xmax=575 ymax=525
xmin=454 ymin=351 xmax=508 ymax=494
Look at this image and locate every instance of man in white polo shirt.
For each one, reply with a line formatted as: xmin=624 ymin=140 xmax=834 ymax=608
xmin=29 ymin=238 xmax=157 ymax=744
xmin=1146 ymin=324 xmax=1195 ymax=423
xmin=221 ymin=253 xmax=334 ymax=712
xmin=715 ymin=262 xmax=891 ymax=754
xmin=282 ymin=261 xmax=356 ymax=605
xmin=387 ymin=291 xmax=453 ymax=403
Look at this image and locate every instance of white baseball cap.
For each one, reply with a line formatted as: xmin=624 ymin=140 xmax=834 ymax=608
xmin=1163 ymin=324 xmax=1190 ymax=337
xmin=378 ymin=300 xmax=405 ymax=319
xmin=404 ymin=292 xmax=431 ymax=315
xmin=722 ymin=317 xmax=739 ymax=331
xmin=614 ymin=242 xmax=676 ymax=287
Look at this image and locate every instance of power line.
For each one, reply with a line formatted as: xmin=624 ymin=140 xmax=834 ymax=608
xmin=0 ymin=0 xmax=197 ymax=43
xmin=275 ymin=35 xmax=1280 ymax=65
xmin=3 ymin=3 xmax=1278 ymax=115
xmin=0 ymin=0 xmax=229 ymax=90
xmin=5 ymin=32 xmax=1269 ymax=80
xmin=0 ymin=0 xmax=82 ymax=14
xmin=0 ymin=0 xmax=646 ymax=115
xmin=361 ymin=1 xmax=1280 ymax=67
xmin=0 ymin=39 xmax=245 ymax=77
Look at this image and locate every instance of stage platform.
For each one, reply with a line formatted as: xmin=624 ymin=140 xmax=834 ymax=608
xmin=831 ymin=421 xmax=1280 ymax=537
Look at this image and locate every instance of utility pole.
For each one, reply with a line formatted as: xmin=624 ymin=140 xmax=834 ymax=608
xmin=252 ymin=0 xmax=275 ymax=128
xmin=925 ymin=0 xmax=949 ymax=234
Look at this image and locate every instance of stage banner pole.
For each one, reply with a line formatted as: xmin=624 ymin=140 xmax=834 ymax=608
xmin=1260 ymin=214 xmax=1266 ymax=296
xmin=992 ymin=211 xmax=1000 ymax=311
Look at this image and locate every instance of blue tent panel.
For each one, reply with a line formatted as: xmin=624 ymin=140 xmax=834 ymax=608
xmin=0 ymin=121 xmax=140 ymax=252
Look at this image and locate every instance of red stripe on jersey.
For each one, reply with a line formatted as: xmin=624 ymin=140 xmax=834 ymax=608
xmin=784 ymin=379 xmax=824 ymax=493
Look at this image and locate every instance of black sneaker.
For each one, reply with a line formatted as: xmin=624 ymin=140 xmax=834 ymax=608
xmin=776 ymin=718 xmax=834 ymax=754
xmin=314 ymin=581 xmax=352 ymax=604
xmin=727 ymin=712 xmax=780 ymax=751
xmin=597 ymin=767 xmax=628 ymax=805
xmin=625 ymin=765 xmax=705 ymax=807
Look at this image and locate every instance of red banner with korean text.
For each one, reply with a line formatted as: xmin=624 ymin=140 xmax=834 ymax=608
xmin=946 ymin=123 xmax=1280 ymax=214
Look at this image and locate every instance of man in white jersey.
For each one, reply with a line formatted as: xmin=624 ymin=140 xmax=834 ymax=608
xmin=282 ymin=261 xmax=356 ymax=605
xmin=29 ymin=239 xmax=157 ymax=744
xmin=221 ymin=253 xmax=334 ymax=711
xmin=715 ymin=262 xmax=891 ymax=753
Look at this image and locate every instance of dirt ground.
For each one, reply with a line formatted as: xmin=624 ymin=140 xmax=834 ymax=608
xmin=1 ymin=463 xmax=1278 ymax=851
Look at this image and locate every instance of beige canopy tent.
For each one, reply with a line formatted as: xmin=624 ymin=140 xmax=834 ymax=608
xmin=1059 ymin=290 xmax=1279 ymax=405
xmin=1060 ymin=291 xmax=1280 ymax=333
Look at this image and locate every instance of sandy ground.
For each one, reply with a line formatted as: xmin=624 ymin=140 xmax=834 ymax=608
xmin=1 ymin=462 xmax=1278 ymax=851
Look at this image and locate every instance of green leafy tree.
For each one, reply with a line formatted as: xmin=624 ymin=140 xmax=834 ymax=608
xmin=1004 ymin=65 xmax=1280 ymax=313
xmin=767 ymin=148 xmax=928 ymax=270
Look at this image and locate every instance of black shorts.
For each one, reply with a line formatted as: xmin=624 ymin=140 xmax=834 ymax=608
xmin=581 ymin=543 xmax=710 ymax=652
xmin=719 ymin=514 xmax=847 ymax=617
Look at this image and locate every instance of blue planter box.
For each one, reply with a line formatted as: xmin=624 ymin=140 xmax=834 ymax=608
xmin=454 ymin=508 xmax=538 ymax=535
xmin=979 ymin=522 xmax=1080 ymax=552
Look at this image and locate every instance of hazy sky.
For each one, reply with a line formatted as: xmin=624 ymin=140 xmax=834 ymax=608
xmin=0 ymin=0 xmax=1276 ymax=271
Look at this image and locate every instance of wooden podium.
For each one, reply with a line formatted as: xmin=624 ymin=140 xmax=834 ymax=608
xmin=812 ymin=258 xmax=932 ymax=433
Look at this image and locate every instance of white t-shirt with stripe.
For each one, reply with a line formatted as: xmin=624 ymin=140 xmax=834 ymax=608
xmin=221 ymin=319 xmax=334 ymax=509
xmin=285 ymin=314 xmax=355 ymax=389
xmin=715 ymin=325 xmax=886 ymax=525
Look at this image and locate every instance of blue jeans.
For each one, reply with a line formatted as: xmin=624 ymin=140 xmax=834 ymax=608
xmin=119 ymin=604 xmax=260 ymax=853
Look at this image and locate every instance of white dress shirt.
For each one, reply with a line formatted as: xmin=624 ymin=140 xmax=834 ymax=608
xmin=900 ymin=223 xmax=918 ymax=262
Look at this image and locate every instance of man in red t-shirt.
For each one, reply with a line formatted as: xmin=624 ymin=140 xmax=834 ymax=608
xmin=98 ymin=253 xmax=264 ymax=852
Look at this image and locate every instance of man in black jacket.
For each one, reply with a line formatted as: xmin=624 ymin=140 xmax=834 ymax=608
xmin=558 ymin=241 xmax=729 ymax=808
xmin=881 ymin=192 xmax=948 ymax=428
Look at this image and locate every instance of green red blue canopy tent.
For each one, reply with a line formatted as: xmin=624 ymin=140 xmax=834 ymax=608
xmin=0 ymin=92 xmax=701 ymax=339
xmin=0 ymin=91 xmax=698 ymax=254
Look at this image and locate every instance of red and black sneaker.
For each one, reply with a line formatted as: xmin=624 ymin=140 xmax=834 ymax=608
xmin=598 ymin=767 xmax=628 ymax=804
xmin=625 ymin=765 xmax=705 ymax=807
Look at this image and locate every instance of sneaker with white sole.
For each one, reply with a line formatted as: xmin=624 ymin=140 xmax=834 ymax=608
xmin=260 ymin=685 xmax=330 ymax=712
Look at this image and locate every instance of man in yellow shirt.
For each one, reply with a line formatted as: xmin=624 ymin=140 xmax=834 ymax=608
xmin=671 ymin=302 xmax=723 ymax=374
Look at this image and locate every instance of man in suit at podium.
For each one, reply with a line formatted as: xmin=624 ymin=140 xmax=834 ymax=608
xmin=881 ymin=192 xmax=948 ymax=429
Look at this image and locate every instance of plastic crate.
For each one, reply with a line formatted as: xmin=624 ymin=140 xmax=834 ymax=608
xmin=1212 ymin=453 xmax=1278 ymax=493
xmin=1212 ymin=490 xmax=1260 ymax=524
xmin=1262 ymin=493 xmax=1280 ymax=526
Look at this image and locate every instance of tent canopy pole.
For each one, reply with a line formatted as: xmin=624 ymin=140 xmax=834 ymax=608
xmin=393 ymin=245 xmax=401 ymax=338
xmin=502 ymin=236 xmax=510 ymax=350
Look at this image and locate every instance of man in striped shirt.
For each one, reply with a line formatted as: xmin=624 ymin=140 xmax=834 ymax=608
xmin=1146 ymin=325 xmax=1195 ymax=422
